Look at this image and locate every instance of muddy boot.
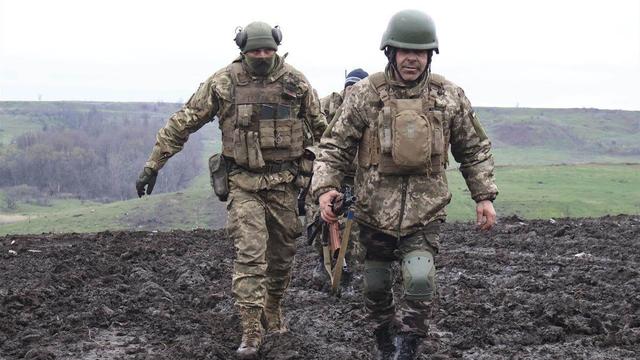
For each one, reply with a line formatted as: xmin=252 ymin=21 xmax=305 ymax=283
xmin=262 ymin=294 xmax=287 ymax=333
xmin=311 ymin=255 xmax=329 ymax=291
xmin=341 ymin=262 xmax=352 ymax=288
xmin=236 ymin=307 xmax=263 ymax=360
xmin=374 ymin=324 xmax=396 ymax=360
xmin=392 ymin=333 xmax=421 ymax=360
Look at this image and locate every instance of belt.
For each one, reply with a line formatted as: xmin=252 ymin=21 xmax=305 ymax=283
xmin=229 ymin=158 xmax=297 ymax=174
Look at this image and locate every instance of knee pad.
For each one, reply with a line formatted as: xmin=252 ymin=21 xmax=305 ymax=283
xmin=364 ymin=260 xmax=393 ymax=294
xmin=402 ymin=250 xmax=435 ymax=301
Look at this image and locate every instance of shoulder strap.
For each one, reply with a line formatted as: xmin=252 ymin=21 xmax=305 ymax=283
xmin=228 ymin=61 xmax=250 ymax=86
xmin=428 ymin=73 xmax=446 ymax=95
xmin=368 ymin=72 xmax=390 ymax=103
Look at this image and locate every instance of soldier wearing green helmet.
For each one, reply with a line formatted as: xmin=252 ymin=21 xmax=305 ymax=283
xmin=312 ymin=9 xmax=498 ymax=359
xmin=136 ymin=21 xmax=326 ymax=359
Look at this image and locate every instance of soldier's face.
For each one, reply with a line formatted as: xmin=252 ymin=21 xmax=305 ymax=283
xmin=395 ymin=49 xmax=429 ymax=81
xmin=245 ymin=48 xmax=276 ymax=58
xmin=344 ymin=85 xmax=354 ymax=97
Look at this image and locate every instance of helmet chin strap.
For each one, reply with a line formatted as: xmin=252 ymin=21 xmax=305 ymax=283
xmin=385 ymin=47 xmax=432 ymax=83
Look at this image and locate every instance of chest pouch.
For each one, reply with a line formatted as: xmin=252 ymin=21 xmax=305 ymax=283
xmin=377 ymin=98 xmax=432 ymax=175
xmin=392 ymin=98 xmax=432 ymax=168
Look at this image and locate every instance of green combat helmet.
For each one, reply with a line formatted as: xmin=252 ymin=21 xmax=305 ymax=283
xmin=380 ymin=9 xmax=439 ymax=53
xmin=235 ymin=21 xmax=282 ymax=53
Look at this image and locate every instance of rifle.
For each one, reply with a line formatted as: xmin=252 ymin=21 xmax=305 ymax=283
xmin=306 ymin=185 xmax=356 ymax=295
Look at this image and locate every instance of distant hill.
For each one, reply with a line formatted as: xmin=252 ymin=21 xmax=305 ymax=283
xmin=476 ymin=107 xmax=640 ymax=165
xmin=0 ymin=101 xmax=181 ymax=146
xmin=2 ymin=102 xmax=638 ymax=165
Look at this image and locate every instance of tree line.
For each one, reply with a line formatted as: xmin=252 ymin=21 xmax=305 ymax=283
xmin=0 ymin=107 xmax=204 ymax=202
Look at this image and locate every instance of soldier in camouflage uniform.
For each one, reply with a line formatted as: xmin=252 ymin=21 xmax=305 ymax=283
xmin=308 ymin=69 xmax=369 ymax=291
xmin=311 ymin=10 xmax=497 ymax=360
xmin=136 ymin=21 xmax=326 ymax=359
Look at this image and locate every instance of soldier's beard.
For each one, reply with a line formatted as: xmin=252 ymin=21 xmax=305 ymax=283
xmin=245 ymin=55 xmax=276 ymax=76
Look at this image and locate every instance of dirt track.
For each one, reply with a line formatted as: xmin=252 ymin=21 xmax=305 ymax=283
xmin=1 ymin=215 xmax=639 ymax=359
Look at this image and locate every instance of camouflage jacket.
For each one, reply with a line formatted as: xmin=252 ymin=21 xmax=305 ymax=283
xmin=144 ymin=54 xmax=326 ymax=191
xmin=320 ymin=91 xmax=344 ymax=123
xmin=319 ymin=89 xmax=358 ymax=180
xmin=311 ymin=69 xmax=498 ymax=237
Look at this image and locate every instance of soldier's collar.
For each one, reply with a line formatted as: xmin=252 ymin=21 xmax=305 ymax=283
xmin=384 ymin=65 xmax=428 ymax=97
xmin=239 ymin=53 xmax=287 ymax=82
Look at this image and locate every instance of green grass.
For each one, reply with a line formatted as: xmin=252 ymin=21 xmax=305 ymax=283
xmin=2 ymin=163 xmax=639 ymax=235
xmin=0 ymin=172 xmax=223 ymax=235
xmin=446 ymin=163 xmax=640 ymax=222
xmin=489 ymin=147 xmax=640 ymax=166
xmin=0 ymin=116 xmax=44 ymax=146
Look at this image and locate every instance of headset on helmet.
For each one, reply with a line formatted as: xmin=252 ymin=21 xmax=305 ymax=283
xmin=234 ymin=24 xmax=282 ymax=50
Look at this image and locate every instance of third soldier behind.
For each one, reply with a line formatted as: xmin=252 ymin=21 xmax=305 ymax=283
xmin=311 ymin=9 xmax=498 ymax=360
xmin=307 ymin=68 xmax=369 ymax=291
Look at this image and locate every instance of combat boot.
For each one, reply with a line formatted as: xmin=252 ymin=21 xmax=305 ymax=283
xmin=311 ymin=255 xmax=329 ymax=291
xmin=236 ymin=307 xmax=263 ymax=360
xmin=374 ymin=324 xmax=396 ymax=360
xmin=392 ymin=333 xmax=421 ymax=360
xmin=262 ymin=294 xmax=287 ymax=333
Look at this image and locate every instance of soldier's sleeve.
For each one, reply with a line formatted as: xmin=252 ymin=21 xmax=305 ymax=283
xmin=144 ymin=77 xmax=220 ymax=171
xmin=449 ymin=87 xmax=499 ymax=202
xmin=302 ymin=86 xmax=327 ymax=144
xmin=311 ymin=91 xmax=366 ymax=200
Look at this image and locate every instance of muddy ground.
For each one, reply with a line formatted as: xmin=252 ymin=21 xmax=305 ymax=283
xmin=1 ymin=215 xmax=639 ymax=359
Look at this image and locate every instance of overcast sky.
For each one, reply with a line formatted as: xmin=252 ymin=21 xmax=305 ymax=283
xmin=1 ymin=0 xmax=639 ymax=110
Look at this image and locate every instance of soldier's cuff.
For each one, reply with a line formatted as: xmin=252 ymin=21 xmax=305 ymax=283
xmin=312 ymin=186 xmax=340 ymax=202
xmin=144 ymin=160 xmax=161 ymax=172
xmin=473 ymin=192 xmax=497 ymax=203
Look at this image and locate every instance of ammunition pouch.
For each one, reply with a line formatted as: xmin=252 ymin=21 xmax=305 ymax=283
xmin=208 ymin=153 xmax=230 ymax=201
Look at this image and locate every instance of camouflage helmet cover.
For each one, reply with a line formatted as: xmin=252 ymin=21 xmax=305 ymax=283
xmin=380 ymin=9 xmax=439 ymax=53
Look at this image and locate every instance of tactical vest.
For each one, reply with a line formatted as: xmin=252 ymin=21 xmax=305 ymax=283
xmin=221 ymin=62 xmax=305 ymax=169
xmin=358 ymin=72 xmax=448 ymax=175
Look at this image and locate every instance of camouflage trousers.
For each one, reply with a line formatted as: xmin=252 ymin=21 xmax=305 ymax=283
xmin=226 ymin=181 xmax=301 ymax=310
xmin=360 ymin=221 xmax=441 ymax=337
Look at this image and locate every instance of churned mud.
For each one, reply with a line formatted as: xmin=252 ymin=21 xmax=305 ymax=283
xmin=1 ymin=215 xmax=639 ymax=359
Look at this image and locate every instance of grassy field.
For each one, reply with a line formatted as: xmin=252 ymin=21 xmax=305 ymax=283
xmin=1 ymin=163 xmax=638 ymax=235
xmin=446 ymin=163 xmax=640 ymax=221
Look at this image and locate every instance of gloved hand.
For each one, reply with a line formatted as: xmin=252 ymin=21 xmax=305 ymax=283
xmin=136 ymin=167 xmax=158 ymax=197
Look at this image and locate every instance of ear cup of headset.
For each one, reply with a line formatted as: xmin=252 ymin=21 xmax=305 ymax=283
xmin=234 ymin=28 xmax=247 ymax=49
xmin=271 ymin=25 xmax=282 ymax=45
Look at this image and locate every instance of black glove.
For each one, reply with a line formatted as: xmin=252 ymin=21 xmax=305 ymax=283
xmin=136 ymin=167 xmax=158 ymax=197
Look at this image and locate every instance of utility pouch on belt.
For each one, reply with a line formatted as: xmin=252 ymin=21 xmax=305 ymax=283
xmin=208 ymin=153 xmax=229 ymax=201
